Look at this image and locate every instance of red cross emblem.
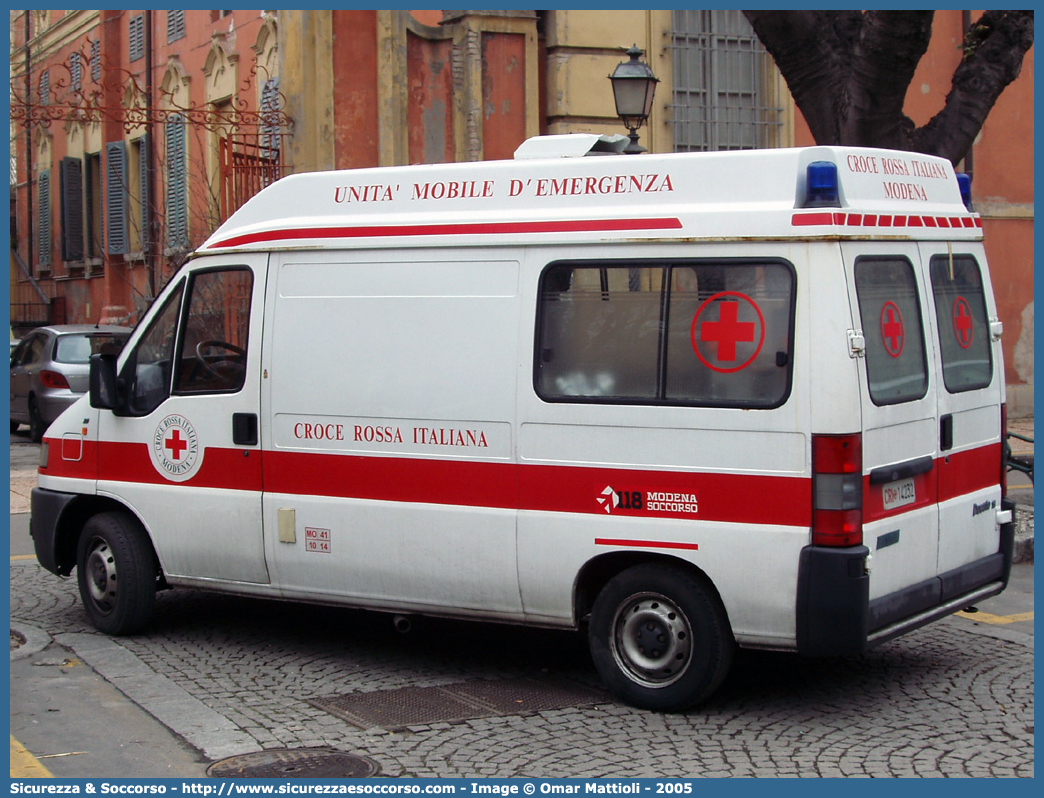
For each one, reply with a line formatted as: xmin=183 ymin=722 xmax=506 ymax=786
xmin=880 ymin=301 xmax=905 ymax=358
xmin=691 ymin=292 xmax=765 ymax=373
xmin=165 ymin=429 xmax=188 ymax=461
xmin=952 ymin=296 xmax=974 ymax=349
xmin=151 ymin=414 xmax=200 ymax=481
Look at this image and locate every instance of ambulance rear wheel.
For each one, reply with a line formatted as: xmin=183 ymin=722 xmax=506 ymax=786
xmin=76 ymin=512 xmax=157 ymax=636
xmin=589 ymin=563 xmax=734 ymax=711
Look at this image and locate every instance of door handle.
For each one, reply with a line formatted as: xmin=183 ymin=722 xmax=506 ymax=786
xmin=233 ymin=413 xmax=258 ymax=446
xmin=940 ymin=414 xmax=953 ymax=452
xmin=869 ymin=455 xmax=934 ymax=485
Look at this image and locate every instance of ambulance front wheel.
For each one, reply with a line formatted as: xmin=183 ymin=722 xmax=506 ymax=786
xmin=76 ymin=512 xmax=157 ymax=636
xmin=589 ymin=563 xmax=734 ymax=712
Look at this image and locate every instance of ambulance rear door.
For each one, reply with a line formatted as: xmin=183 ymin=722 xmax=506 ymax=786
xmin=917 ymin=242 xmax=1004 ymax=574
xmin=842 ymin=242 xmax=941 ymax=618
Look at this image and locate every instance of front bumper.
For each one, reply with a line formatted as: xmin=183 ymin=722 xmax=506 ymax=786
xmin=30 ymin=486 xmax=79 ymax=576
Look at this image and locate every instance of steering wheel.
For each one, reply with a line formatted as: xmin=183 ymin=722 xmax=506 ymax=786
xmin=195 ymin=340 xmax=246 ymax=380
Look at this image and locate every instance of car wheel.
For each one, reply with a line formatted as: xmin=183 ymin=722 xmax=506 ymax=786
xmin=589 ymin=563 xmax=734 ymax=711
xmin=28 ymin=398 xmax=45 ymax=443
xmin=76 ymin=512 xmax=158 ymax=636
xmin=10 ymin=420 xmax=19 ymax=434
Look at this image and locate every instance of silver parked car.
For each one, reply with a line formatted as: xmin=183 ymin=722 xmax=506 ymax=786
xmin=10 ymin=325 xmax=132 ymax=441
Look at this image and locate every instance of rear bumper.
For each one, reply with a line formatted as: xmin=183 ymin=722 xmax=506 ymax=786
xmin=37 ymin=391 xmax=81 ymax=424
xmin=796 ymin=498 xmax=1016 ymax=657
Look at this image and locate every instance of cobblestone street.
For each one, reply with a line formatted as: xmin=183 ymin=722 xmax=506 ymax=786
xmin=10 ymin=555 xmax=1034 ymax=778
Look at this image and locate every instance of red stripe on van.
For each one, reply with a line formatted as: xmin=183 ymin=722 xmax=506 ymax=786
xmin=596 ymin=538 xmax=699 ymax=551
xmin=262 ymin=452 xmax=811 ymax=526
xmin=862 ymin=442 xmax=1002 ymax=522
xmin=791 ymin=212 xmax=981 ymax=230
xmin=40 ymin=437 xmax=997 ymax=528
xmin=204 ymin=218 xmax=684 ymax=249
xmin=937 ymin=442 xmax=1003 ymax=503
xmin=42 ymin=437 xmax=809 ymax=527
xmin=516 ymin=462 xmax=809 ymax=525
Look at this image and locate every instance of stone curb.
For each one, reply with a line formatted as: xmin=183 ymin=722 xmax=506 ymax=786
xmin=1013 ymin=505 xmax=1034 ymax=564
xmin=10 ymin=620 xmax=51 ymax=661
xmin=53 ymin=632 xmax=263 ymax=761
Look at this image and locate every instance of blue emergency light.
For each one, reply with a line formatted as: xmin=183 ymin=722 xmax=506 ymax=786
xmin=956 ymin=173 xmax=972 ymax=209
xmin=804 ymin=161 xmax=839 ymax=208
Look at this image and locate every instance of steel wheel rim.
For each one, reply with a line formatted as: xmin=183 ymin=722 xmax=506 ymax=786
xmin=610 ymin=591 xmax=693 ymax=688
xmin=84 ymin=537 xmax=117 ymax=613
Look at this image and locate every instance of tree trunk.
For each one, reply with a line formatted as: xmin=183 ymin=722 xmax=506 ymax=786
xmin=744 ymin=10 xmax=1034 ymax=165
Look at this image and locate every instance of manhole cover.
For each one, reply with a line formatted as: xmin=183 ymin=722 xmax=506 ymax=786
xmin=309 ymin=677 xmax=608 ymax=731
xmin=207 ymin=748 xmax=379 ymax=779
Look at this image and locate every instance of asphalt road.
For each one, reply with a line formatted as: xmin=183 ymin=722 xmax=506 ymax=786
xmin=9 ymin=431 xmax=1035 ymax=779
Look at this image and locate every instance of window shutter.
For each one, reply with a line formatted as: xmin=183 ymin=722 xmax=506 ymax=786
xmin=106 ymin=141 xmax=129 ymax=255
xmin=84 ymin=153 xmax=97 ymax=258
xmin=69 ymin=53 xmax=82 ymax=92
xmin=165 ymin=119 xmax=188 ymax=249
xmin=129 ymin=14 xmax=145 ymax=62
xmin=37 ymin=170 xmax=51 ymax=268
xmin=60 ymin=157 xmax=84 ymax=262
xmin=90 ymin=39 xmax=101 ymax=82
xmin=260 ymin=77 xmax=281 ymax=160
xmin=167 ymin=10 xmax=185 ymax=43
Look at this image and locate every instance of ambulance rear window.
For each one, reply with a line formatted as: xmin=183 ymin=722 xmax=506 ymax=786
xmin=929 ymin=254 xmax=992 ymax=393
xmin=854 ymin=256 xmax=929 ymax=405
xmin=536 ymin=259 xmax=795 ymax=408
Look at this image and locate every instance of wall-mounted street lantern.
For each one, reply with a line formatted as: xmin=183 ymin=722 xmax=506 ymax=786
xmin=608 ymin=44 xmax=659 ymax=154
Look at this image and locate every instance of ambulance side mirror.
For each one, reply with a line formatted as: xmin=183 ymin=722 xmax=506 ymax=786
xmin=89 ymin=353 xmax=119 ymax=411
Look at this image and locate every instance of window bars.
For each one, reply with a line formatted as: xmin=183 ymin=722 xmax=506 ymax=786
xmin=669 ymin=10 xmax=785 ymax=152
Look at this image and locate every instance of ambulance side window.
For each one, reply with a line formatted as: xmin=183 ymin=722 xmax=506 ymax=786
xmin=536 ymin=259 xmax=795 ymax=408
xmin=173 ymin=268 xmax=253 ymax=395
xmin=853 ymin=257 xmax=929 ymax=405
xmin=929 ymin=254 xmax=992 ymax=392
xmin=125 ymin=280 xmax=185 ymax=415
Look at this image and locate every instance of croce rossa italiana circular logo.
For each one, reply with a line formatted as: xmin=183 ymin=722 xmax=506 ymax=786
xmin=151 ymin=414 xmax=202 ymax=482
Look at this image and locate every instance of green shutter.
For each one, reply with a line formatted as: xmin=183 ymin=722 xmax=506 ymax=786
xmin=165 ymin=119 xmax=188 ymax=248
xmin=106 ymin=141 xmax=129 ymax=255
xmin=37 ymin=170 xmax=51 ymax=268
xmin=129 ymin=14 xmax=145 ymax=61
xmin=167 ymin=10 xmax=185 ymax=43
xmin=60 ymin=157 xmax=84 ymax=262
xmin=84 ymin=153 xmax=97 ymax=258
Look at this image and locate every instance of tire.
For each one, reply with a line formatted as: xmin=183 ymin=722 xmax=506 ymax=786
xmin=76 ymin=512 xmax=158 ymax=635
xmin=10 ymin=420 xmax=20 ymax=434
xmin=28 ymin=398 xmax=45 ymax=443
xmin=589 ymin=563 xmax=734 ymax=712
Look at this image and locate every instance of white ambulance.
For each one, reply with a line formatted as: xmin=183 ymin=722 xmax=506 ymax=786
xmin=31 ymin=135 xmax=1015 ymax=711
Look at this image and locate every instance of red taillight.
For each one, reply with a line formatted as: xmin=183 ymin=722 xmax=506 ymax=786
xmin=39 ymin=370 xmax=70 ymax=390
xmin=812 ymin=433 xmax=863 ymax=547
xmin=1000 ymin=402 xmax=1008 ymax=499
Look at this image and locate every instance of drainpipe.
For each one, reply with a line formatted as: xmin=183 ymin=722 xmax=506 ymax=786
xmin=144 ymin=9 xmax=156 ymax=298
xmin=24 ymin=11 xmax=33 ymax=273
xmin=962 ymin=10 xmax=974 ymax=182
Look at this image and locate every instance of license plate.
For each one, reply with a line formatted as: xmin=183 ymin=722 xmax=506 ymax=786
xmin=882 ymin=477 xmax=916 ymax=511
